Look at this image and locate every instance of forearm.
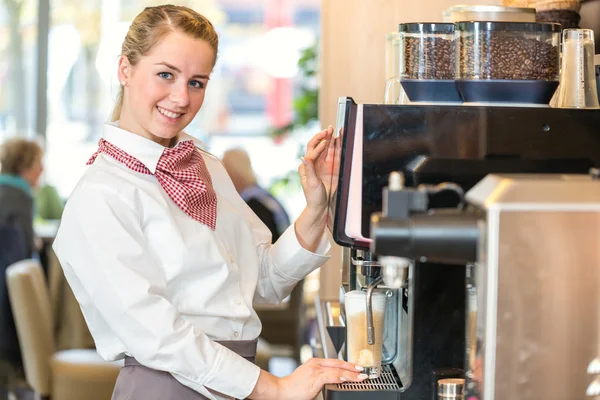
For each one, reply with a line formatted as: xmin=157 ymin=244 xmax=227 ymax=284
xmin=294 ymin=206 xmax=327 ymax=253
xmin=248 ymin=370 xmax=281 ymax=400
xmin=254 ymin=221 xmax=331 ymax=305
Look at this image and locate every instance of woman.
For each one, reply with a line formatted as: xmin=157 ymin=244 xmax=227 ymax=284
xmin=52 ymin=5 xmax=365 ymax=400
xmin=0 ymin=137 xmax=43 ymax=373
xmin=0 ymin=137 xmax=44 ymax=257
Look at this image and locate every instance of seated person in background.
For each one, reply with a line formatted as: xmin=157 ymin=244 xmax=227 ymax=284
xmin=223 ymin=148 xmax=291 ymax=243
xmin=0 ymin=137 xmax=43 ymax=380
xmin=0 ymin=138 xmax=44 ymax=256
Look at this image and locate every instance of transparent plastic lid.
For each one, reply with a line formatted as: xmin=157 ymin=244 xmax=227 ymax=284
xmin=447 ymin=5 xmax=536 ymax=14
xmin=456 ymin=21 xmax=561 ymax=32
xmin=399 ymin=22 xmax=455 ymax=34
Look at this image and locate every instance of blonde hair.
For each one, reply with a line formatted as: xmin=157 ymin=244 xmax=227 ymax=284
xmin=111 ymin=4 xmax=219 ymax=122
xmin=0 ymin=138 xmax=43 ymax=176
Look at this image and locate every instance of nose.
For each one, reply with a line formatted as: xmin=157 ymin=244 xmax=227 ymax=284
xmin=169 ymin=82 xmax=190 ymax=108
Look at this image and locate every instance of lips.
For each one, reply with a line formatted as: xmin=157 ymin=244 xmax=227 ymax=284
xmin=157 ymin=106 xmax=183 ymax=119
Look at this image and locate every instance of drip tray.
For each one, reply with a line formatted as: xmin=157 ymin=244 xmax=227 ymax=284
xmin=323 ymin=365 xmax=402 ymax=400
xmin=337 ymin=365 xmax=400 ymax=391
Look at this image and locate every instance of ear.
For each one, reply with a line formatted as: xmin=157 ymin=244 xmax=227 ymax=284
xmin=117 ymin=55 xmax=132 ymax=85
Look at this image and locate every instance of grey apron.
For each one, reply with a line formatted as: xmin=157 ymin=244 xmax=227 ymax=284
xmin=111 ymin=340 xmax=258 ymax=400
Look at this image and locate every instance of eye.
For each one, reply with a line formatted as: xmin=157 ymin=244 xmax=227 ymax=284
xmin=189 ymin=80 xmax=205 ymax=89
xmin=158 ymin=72 xmax=173 ymax=79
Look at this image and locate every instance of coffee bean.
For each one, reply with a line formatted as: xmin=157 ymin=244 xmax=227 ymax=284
xmin=458 ymin=34 xmax=559 ymax=80
xmin=402 ymin=36 xmax=456 ymax=80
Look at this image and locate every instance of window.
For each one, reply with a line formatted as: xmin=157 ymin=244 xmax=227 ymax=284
xmin=43 ymin=0 xmax=320 ymax=215
xmin=0 ymin=0 xmax=39 ymax=141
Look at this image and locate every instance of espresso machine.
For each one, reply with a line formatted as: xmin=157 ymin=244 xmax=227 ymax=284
xmin=370 ymin=171 xmax=600 ymax=400
xmin=319 ymin=97 xmax=600 ymax=400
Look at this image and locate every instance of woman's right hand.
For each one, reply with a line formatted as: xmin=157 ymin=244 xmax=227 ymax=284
xmin=249 ymin=358 xmax=367 ymax=400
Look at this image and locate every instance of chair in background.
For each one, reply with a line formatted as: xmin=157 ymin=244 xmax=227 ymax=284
xmin=255 ymin=279 xmax=306 ymax=363
xmin=6 ymin=259 xmax=121 ymax=400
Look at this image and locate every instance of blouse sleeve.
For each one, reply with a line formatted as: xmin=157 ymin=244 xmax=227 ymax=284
xmin=252 ymin=220 xmax=331 ymax=305
xmin=206 ymin=151 xmax=332 ymax=306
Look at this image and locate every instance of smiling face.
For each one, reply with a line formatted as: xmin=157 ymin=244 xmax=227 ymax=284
xmin=117 ymin=30 xmax=215 ymax=146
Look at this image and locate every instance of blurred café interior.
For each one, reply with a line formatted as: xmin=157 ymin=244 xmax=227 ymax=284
xmin=1 ymin=0 xmax=600 ymax=399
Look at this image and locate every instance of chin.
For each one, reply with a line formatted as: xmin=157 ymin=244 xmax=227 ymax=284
xmin=149 ymin=122 xmax=181 ymax=140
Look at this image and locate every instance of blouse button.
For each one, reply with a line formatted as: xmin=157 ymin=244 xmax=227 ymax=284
xmin=234 ymin=331 xmax=240 ymax=338
xmin=235 ymin=298 xmax=242 ymax=305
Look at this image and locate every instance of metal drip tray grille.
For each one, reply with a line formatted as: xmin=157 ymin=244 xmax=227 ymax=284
xmin=337 ymin=365 xmax=400 ymax=391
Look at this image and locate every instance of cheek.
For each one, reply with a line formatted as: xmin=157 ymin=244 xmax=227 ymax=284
xmin=190 ymin=92 xmax=206 ymax=112
xmin=144 ymin=86 xmax=161 ymax=105
xmin=133 ymin=79 xmax=163 ymax=106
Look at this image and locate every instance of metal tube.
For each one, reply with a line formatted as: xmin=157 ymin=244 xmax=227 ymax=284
xmin=366 ymin=275 xmax=383 ymax=345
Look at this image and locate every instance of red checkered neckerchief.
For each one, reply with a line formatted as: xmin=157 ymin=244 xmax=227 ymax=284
xmin=87 ymin=138 xmax=217 ymax=230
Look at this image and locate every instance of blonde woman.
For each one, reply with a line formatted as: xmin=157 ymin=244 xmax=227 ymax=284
xmin=53 ymin=5 xmax=365 ymax=400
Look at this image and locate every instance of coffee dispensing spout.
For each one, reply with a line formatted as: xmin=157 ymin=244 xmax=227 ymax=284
xmin=365 ymin=275 xmax=383 ymax=345
xmin=350 ymin=249 xmax=382 ymax=288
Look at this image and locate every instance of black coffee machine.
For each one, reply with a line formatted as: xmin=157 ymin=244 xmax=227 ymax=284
xmin=320 ymin=97 xmax=600 ymax=400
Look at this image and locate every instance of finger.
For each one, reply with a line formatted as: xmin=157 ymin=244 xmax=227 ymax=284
xmin=307 ymin=136 xmax=329 ymax=160
xmin=340 ymin=371 xmax=369 ymax=383
xmin=298 ymin=160 xmax=307 ymax=182
xmin=314 ymin=358 xmax=365 ymax=372
xmin=305 ymin=137 xmax=330 ymax=162
xmin=300 ymin=157 xmax=321 ymax=189
xmin=324 ymin=135 xmax=337 ymax=163
xmin=311 ymin=126 xmax=334 ymax=155
xmin=307 ymin=126 xmax=333 ymax=154
xmin=306 ymin=130 xmax=328 ymax=154
xmin=317 ymin=368 xmax=368 ymax=386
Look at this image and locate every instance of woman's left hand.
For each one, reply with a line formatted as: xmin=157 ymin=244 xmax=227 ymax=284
xmin=298 ymin=126 xmax=335 ymax=213
xmin=294 ymin=126 xmax=338 ymax=252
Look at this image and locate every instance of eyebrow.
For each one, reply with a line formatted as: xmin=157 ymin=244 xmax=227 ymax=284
xmin=154 ymin=62 xmax=210 ymax=80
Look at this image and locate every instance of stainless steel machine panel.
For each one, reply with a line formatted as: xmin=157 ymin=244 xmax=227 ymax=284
xmin=466 ymin=174 xmax=600 ymax=400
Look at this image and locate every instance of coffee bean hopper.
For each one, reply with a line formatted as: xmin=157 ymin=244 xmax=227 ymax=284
xmin=393 ymin=21 xmax=562 ymax=105
xmin=455 ymin=21 xmax=561 ymax=104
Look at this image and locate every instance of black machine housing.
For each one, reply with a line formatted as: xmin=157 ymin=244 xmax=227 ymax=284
xmin=323 ymin=97 xmax=600 ymax=400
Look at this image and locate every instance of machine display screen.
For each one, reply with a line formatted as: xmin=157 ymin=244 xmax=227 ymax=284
xmin=325 ymin=97 xmax=348 ymax=237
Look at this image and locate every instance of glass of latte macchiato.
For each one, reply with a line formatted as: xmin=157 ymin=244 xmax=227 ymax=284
xmin=344 ymin=290 xmax=387 ymax=379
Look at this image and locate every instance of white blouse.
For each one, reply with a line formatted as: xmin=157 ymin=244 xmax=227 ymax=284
xmin=52 ymin=123 xmax=331 ymax=400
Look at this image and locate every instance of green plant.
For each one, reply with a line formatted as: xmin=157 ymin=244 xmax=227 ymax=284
xmin=270 ymin=42 xmax=319 ymax=138
xmin=267 ymin=41 xmax=319 ymax=196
